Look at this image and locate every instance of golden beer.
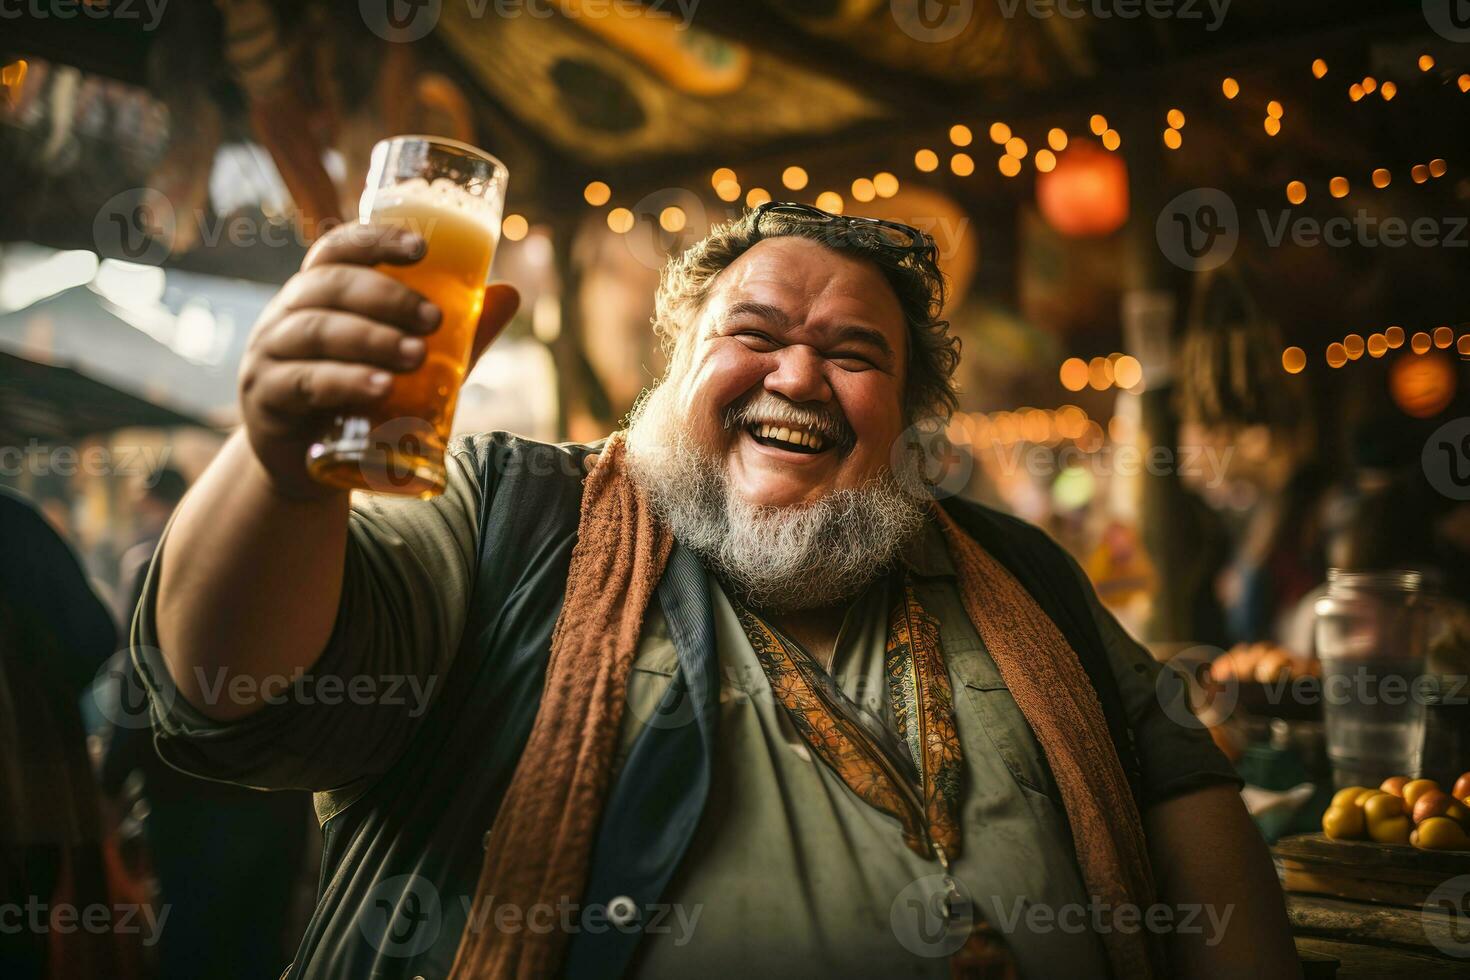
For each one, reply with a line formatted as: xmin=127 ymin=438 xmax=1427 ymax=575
xmin=307 ymin=137 xmax=507 ymax=497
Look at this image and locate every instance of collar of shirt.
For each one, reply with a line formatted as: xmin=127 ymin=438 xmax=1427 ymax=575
xmin=898 ymin=515 xmax=959 ymax=582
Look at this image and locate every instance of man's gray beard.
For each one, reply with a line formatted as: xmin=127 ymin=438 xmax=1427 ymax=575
xmin=625 ymin=383 xmax=929 ymax=612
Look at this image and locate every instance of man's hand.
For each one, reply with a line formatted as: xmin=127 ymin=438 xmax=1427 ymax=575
xmin=237 ymin=221 xmax=520 ymax=500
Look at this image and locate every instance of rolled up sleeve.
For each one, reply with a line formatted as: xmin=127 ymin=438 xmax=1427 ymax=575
xmin=130 ymin=435 xmax=486 ymax=800
xmin=1069 ymin=559 xmax=1243 ymax=807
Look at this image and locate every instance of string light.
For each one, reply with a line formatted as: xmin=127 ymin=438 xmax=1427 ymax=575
xmin=851 ymin=177 xmax=876 ymax=202
xmin=1282 ymin=347 xmax=1306 ymax=374
xmin=873 ymin=172 xmax=900 ymax=198
xmin=1087 ymin=356 xmax=1114 ymax=390
xmin=1430 ymin=159 xmax=1448 ymax=178
xmin=583 ymin=181 xmax=611 ymax=206
xmin=1380 ymin=81 xmax=1397 ymax=100
xmin=814 ymin=191 xmax=844 ymax=213
xmin=710 ymin=168 xmax=736 ymax=189
xmin=1167 ymin=109 xmax=1186 ymax=129
xmin=1344 ymin=334 xmax=1365 ymax=359
xmin=949 ymin=124 xmax=973 ymax=147
xmin=1349 ymin=84 xmax=1365 ymax=102
xmin=1326 ymin=343 xmax=1347 ymax=368
xmin=1460 ymin=75 xmax=1470 ymax=93
xmin=1385 ymin=326 xmax=1404 ymax=348
xmin=1005 ymin=136 xmax=1028 ymax=158
xmin=501 ymin=214 xmax=529 ymax=241
xmin=1089 ymin=114 xmax=1108 ymax=136
xmin=998 ymin=155 xmax=1021 ymax=177
xmin=1222 ymin=77 xmax=1240 ymax=99
xmin=715 ymin=179 xmax=741 ymax=202
xmin=1035 ymin=149 xmax=1057 ymax=172
xmin=1419 ymin=54 xmax=1436 ymax=72
xmin=1164 ymin=129 xmax=1182 ymax=150
xmin=1047 ymin=128 xmax=1068 ymax=151
xmin=951 ymin=152 xmax=975 ymax=177
xmin=1059 ymin=357 xmax=1088 ymax=391
xmin=1113 ymin=355 xmax=1143 ymax=389
xmin=1330 ymin=176 xmax=1350 ymax=198
xmin=607 ymin=207 xmax=634 ymax=233
xmin=1286 ymin=181 xmax=1307 ymax=205
xmin=1264 ymin=117 xmax=1282 ymax=136
xmin=1102 ymin=129 xmax=1121 ymax=151
xmin=1411 ymin=332 xmax=1432 ymax=354
xmin=1412 ymin=165 xmax=1430 ymax=184
xmin=1435 ymin=326 xmax=1454 ymax=348
xmin=914 ymin=148 xmax=939 ymax=172
xmin=1267 ymin=100 xmax=1284 ymax=118
xmin=1367 ymin=334 xmax=1388 ymax=357
xmin=1372 ymin=169 xmax=1391 ymax=188
xmin=1361 ymin=78 xmax=1377 ymax=95
xmin=1311 ymin=59 xmax=1328 ymax=79
xmin=746 ymin=187 xmax=771 ymax=207
xmin=1460 ymin=335 xmax=1470 ymax=357
xmin=659 ymin=206 xmax=686 ymax=232
xmin=782 ymin=166 xmax=808 ymax=191
xmin=989 ymin=122 xmax=1011 ymax=144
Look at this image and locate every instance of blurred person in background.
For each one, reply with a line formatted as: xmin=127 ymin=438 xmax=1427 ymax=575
xmin=0 ymin=486 xmax=149 ymax=980
xmin=117 ymin=467 xmax=189 ymax=623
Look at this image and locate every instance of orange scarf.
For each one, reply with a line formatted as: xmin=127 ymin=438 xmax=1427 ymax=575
xmin=450 ymin=433 xmax=1157 ymax=978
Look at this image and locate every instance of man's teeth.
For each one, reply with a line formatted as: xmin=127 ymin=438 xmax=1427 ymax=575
xmin=752 ymin=423 xmax=826 ymax=450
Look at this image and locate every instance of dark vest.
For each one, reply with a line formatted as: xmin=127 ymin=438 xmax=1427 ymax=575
xmin=285 ymin=434 xmax=1139 ymax=979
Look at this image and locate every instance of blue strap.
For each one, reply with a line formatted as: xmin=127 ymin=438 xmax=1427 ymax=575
xmin=562 ymin=544 xmax=718 ymax=979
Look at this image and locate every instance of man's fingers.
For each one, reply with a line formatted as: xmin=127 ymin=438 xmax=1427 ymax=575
xmin=470 ymin=282 xmax=522 ymax=364
xmin=277 ymin=265 xmax=440 ymax=335
xmin=260 ymin=310 xmax=425 ymax=372
xmin=302 ymin=222 xmax=427 ymax=272
xmin=248 ymin=360 xmax=393 ymax=416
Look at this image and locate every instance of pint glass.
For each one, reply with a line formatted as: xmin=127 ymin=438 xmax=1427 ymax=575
xmin=307 ymin=135 xmax=508 ymax=497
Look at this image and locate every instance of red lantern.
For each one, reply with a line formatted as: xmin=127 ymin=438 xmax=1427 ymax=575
xmin=1036 ymin=142 xmax=1130 ymax=237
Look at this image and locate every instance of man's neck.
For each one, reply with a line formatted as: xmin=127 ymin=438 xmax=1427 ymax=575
xmin=760 ymin=601 xmax=850 ymax=673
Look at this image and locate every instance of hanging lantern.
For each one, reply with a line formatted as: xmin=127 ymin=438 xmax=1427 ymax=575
xmin=1390 ymin=351 xmax=1456 ymax=418
xmin=1036 ymin=142 xmax=1130 ymax=237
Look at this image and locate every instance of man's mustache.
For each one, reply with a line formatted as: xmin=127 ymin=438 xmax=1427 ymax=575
xmin=722 ymin=392 xmax=856 ymax=455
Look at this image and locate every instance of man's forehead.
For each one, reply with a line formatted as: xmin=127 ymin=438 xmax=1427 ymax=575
xmin=705 ymin=237 xmax=904 ymax=325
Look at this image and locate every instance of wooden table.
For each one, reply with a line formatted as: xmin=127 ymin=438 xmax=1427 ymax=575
xmin=1273 ymin=833 xmax=1470 ymax=977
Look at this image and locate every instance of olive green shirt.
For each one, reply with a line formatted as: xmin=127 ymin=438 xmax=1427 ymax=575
xmin=133 ymin=435 xmax=1239 ymax=979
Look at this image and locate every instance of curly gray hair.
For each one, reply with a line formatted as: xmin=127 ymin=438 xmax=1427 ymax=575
xmin=651 ymin=208 xmax=960 ymax=423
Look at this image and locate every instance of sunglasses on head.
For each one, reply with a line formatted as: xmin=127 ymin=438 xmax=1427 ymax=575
xmin=751 ymin=201 xmax=938 ymax=266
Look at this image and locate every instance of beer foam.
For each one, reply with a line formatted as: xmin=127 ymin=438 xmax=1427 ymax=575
xmin=365 ymin=176 xmax=502 ymax=235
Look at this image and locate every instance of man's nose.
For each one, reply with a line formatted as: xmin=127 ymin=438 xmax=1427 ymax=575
xmin=762 ymin=345 xmax=832 ymax=404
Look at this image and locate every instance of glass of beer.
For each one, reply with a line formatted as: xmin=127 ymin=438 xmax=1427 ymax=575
xmin=306 ymin=135 xmax=508 ymax=497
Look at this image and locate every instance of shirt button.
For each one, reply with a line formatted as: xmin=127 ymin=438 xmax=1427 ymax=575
xmin=607 ymin=895 xmax=639 ymax=927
